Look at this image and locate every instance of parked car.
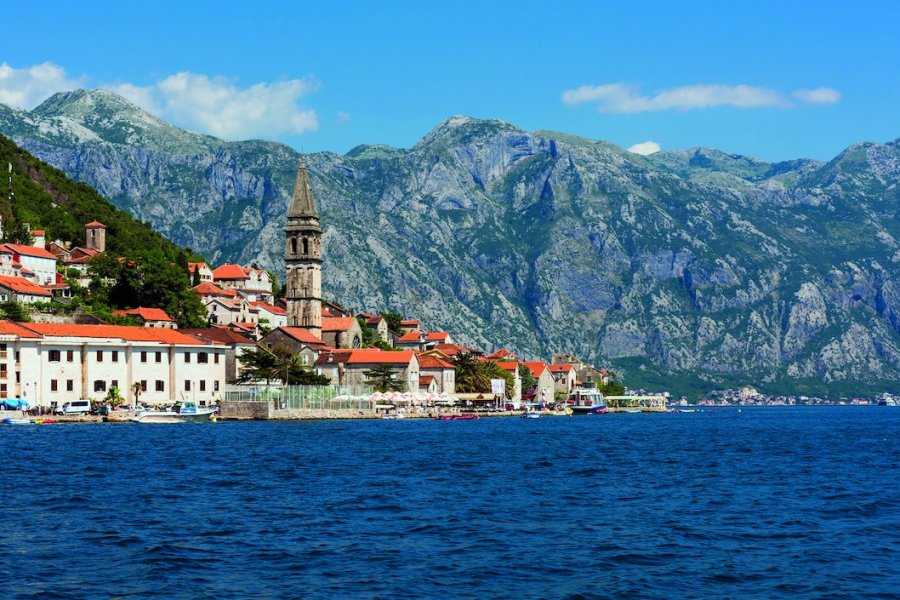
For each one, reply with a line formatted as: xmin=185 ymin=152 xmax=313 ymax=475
xmin=55 ymin=400 xmax=92 ymax=415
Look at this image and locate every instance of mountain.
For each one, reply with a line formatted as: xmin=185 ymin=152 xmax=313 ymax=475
xmin=4 ymin=89 xmax=900 ymax=397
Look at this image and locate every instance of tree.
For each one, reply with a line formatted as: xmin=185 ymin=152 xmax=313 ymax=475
xmin=0 ymin=301 xmax=31 ymax=322
xmin=363 ymin=363 xmax=405 ymax=392
xmin=131 ymin=382 xmax=143 ymax=407
xmin=269 ymin=271 xmax=283 ymax=300
xmin=453 ymin=352 xmax=490 ymax=393
xmin=598 ymin=371 xmax=625 ymax=396
xmin=1 ymin=222 xmax=35 ymax=246
xmin=191 ymin=267 xmax=201 ymax=287
xmin=518 ymin=363 xmax=538 ymax=393
xmin=479 ymin=361 xmax=514 ymax=399
xmin=381 ymin=310 xmax=404 ymax=336
xmin=236 ymin=344 xmax=329 ymax=385
xmin=358 ymin=316 xmax=376 ymax=347
xmin=105 ymin=386 xmax=125 ymax=407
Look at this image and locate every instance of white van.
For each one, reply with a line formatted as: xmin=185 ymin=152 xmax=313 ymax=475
xmin=56 ymin=400 xmax=92 ymax=415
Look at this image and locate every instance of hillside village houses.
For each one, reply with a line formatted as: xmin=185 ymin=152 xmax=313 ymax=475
xmin=0 ymin=162 xmax=615 ymax=412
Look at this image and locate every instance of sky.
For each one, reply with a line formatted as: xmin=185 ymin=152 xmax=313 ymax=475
xmin=1 ymin=0 xmax=898 ymax=161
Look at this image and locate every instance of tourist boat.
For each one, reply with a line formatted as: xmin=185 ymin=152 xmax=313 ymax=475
xmin=131 ymin=402 xmax=216 ymax=424
xmin=567 ymin=389 xmax=607 ymax=414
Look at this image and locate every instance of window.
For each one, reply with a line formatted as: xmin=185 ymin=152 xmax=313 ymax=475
xmin=214 ymin=380 xmax=220 ymax=392
xmin=15 ymin=351 xmax=19 ymax=363
xmin=185 ymin=352 xmax=191 ymax=363
xmin=112 ymin=351 xmax=119 ymax=363
xmin=94 ymin=380 xmax=106 ymax=392
xmin=49 ymin=350 xmax=61 ymax=362
xmin=302 ymin=237 xmax=309 ymax=255
xmin=0 ymin=384 xmax=6 ymax=394
xmin=97 ymin=351 xmax=103 ymax=362
xmin=199 ymin=380 xmax=206 ymax=392
xmin=15 ymin=372 xmax=20 ymax=383
xmin=66 ymin=380 xmax=73 ymax=392
xmin=198 ymin=352 xmax=208 ymax=364
xmin=67 ymin=350 xmax=74 ymax=362
xmin=111 ymin=380 xmax=118 ymax=389
xmin=184 ymin=380 xmax=191 ymax=391
xmin=155 ymin=351 xmax=162 ymax=363
xmin=291 ymin=237 xmax=297 ymax=254
xmin=155 ymin=380 xmax=164 ymax=392
xmin=140 ymin=380 xmax=147 ymax=392
xmin=214 ymin=353 xmax=219 ymax=364
xmin=140 ymin=351 xmax=147 ymax=363
xmin=51 ymin=379 xmax=58 ymax=392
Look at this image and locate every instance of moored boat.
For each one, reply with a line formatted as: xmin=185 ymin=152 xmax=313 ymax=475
xmin=2 ymin=417 xmax=32 ymax=425
xmin=131 ymin=401 xmax=216 ymax=424
xmin=567 ymin=388 xmax=607 ymax=414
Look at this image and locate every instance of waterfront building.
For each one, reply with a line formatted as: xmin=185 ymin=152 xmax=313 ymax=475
xmin=259 ymin=326 xmax=327 ymax=365
xmin=181 ymin=327 xmax=256 ymax=382
xmin=284 ymin=160 xmax=322 ymax=338
xmin=315 ymin=349 xmax=419 ymax=391
xmin=416 ymin=353 xmax=456 ymax=394
xmin=0 ymin=321 xmax=226 ymax=409
xmin=486 ymin=348 xmax=519 ymax=361
xmin=524 ymin=361 xmax=556 ymax=404
xmin=551 ymin=352 xmax=605 ymax=387
xmin=548 ymin=363 xmax=577 ymax=393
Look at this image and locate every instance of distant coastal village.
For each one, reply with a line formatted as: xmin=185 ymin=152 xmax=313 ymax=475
xmin=0 ymin=156 xmax=896 ymax=420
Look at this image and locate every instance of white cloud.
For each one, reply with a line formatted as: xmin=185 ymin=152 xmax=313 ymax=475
xmin=337 ymin=110 xmax=351 ymax=125
xmin=627 ymin=141 xmax=661 ymax=155
xmin=792 ymin=87 xmax=841 ymax=104
xmin=0 ymin=61 xmax=85 ymax=109
xmin=562 ymin=83 xmax=790 ymax=113
xmin=110 ymin=72 xmax=320 ymax=140
xmin=563 ymin=82 xmax=842 ymax=113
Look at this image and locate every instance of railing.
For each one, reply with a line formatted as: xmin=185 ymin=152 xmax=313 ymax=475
xmin=223 ymin=383 xmax=375 ymax=411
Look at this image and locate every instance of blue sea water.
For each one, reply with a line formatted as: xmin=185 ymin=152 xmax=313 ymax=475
xmin=1 ymin=406 xmax=899 ymax=599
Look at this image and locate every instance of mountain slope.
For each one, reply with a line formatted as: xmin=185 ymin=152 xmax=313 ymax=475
xmin=4 ymin=89 xmax=900 ymax=396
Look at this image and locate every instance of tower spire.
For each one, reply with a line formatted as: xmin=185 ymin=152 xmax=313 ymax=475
xmin=288 ymin=159 xmax=319 ymax=219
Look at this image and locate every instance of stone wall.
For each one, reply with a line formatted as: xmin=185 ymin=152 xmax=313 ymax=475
xmin=218 ymin=400 xmax=272 ymax=419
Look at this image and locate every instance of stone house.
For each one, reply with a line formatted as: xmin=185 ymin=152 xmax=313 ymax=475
xmin=363 ymin=315 xmax=389 ymax=342
xmin=548 ymin=364 xmax=577 ymax=394
xmin=204 ymin=297 xmax=259 ymax=326
xmin=321 ymin=316 xmax=363 ymax=349
xmin=112 ymin=307 xmax=177 ymax=329
xmin=315 ymin=349 xmax=419 ymax=391
xmin=251 ymin=301 xmax=287 ymax=329
xmin=259 ymin=326 xmax=325 ymax=367
xmin=524 ymin=361 xmax=556 ymax=405
xmin=395 ymin=331 xmax=452 ymax=351
xmin=551 ymin=352 xmax=604 ymax=387
xmin=419 ymin=375 xmax=437 ymax=393
xmin=0 ymin=274 xmax=52 ymax=304
xmin=416 ymin=353 xmax=456 ymax=394
xmin=399 ymin=319 xmax=419 ymax=334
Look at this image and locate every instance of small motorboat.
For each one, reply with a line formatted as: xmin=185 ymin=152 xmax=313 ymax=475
xmin=2 ymin=418 xmax=33 ymax=425
xmin=131 ymin=401 xmax=216 ymax=424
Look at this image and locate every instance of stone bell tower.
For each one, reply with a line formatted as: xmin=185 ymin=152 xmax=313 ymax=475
xmin=285 ymin=159 xmax=322 ymax=339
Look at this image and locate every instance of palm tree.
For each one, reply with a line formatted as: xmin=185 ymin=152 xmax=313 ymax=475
xmin=131 ymin=382 xmax=142 ymax=409
xmin=453 ymin=352 xmax=489 ymax=393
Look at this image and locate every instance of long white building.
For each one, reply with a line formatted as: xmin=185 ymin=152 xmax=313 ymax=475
xmin=0 ymin=321 xmax=228 ymax=409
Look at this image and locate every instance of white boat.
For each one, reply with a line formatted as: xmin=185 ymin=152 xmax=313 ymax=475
xmin=2 ymin=417 xmax=32 ymax=425
xmin=567 ymin=388 xmax=607 ymax=414
xmin=131 ymin=402 xmax=217 ymax=423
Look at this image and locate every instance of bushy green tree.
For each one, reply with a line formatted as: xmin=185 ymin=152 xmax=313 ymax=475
xmin=0 ymin=301 xmax=31 ymax=322
xmin=518 ymin=363 xmax=537 ymax=392
xmin=453 ymin=352 xmax=490 ymax=393
xmin=380 ymin=310 xmax=404 ymax=336
xmin=237 ymin=343 xmax=330 ymax=385
xmin=1 ymin=222 xmax=34 ymax=245
xmin=363 ymin=363 xmax=405 ymax=392
xmin=598 ymin=371 xmax=625 ymax=396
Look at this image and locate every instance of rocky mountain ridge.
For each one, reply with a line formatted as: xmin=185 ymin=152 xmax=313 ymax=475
xmin=3 ymin=89 xmax=900 ymax=396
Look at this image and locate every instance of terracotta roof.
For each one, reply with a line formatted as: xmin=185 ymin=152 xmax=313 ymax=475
xmin=31 ymin=230 xmax=44 ymax=236
xmin=493 ymin=361 xmax=520 ymax=373
xmin=397 ymin=331 xmax=448 ymax=342
xmin=278 ymin=327 xmax=326 ymax=346
xmin=400 ymin=320 xmax=419 ymax=327
xmin=0 ymin=275 xmax=52 ymax=296
xmin=84 ymin=220 xmax=107 ymax=229
xmin=20 ymin=323 xmax=216 ymax=345
xmin=181 ymin=327 xmax=255 ymax=345
xmin=192 ymin=282 xmax=237 ymax=297
xmin=212 ymin=263 xmax=250 ymax=280
xmin=548 ymin=364 xmax=574 ymax=373
xmin=419 ymin=375 xmax=435 ymax=386
xmin=230 ymin=322 xmax=259 ymax=330
xmin=188 ymin=262 xmax=209 ymax=272
xmin=358 ymin=312 xmax=375 ymax=319
xmin=321 ymin=317 xmax=357 ymax=332
xmin=524 ymin=361 xmax=549 ymax=378
xmin=487 ymin=349 xmax=518 ymax=360
xmin=416 ymin=354 xmax=455 ymax=370
xmin=345 ymin=349 xmax=415 ymax=365
xmin=251 ymin=301 xmax=286 ymax=315
xmin=314 ymin=349 xmax=354 ymax=365
xmin=433 ymin=343 xmax=481 ymax=356
xmin=321 ymin=307 xmax=334 ymax=317
xmin=365 ymin=316 xmax=383 ymax=325
xmin=112 ymin=307 xmax=174 ymax=322
xmin=0 ymin=320 xmax=42 ymax=338
xmin=1 ymin=243 xmax=58 ymax=260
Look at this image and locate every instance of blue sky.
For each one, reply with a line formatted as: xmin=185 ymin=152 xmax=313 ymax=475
xmin=1 ymin=0 xmax=898 ymax=161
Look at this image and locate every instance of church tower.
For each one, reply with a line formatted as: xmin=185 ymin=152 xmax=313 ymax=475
xmin=285 ymin=160 xmax=322 ymax=339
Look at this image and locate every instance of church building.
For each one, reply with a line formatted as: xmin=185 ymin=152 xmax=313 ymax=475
xmin=284 ymin=161 xmax=323 ymax=339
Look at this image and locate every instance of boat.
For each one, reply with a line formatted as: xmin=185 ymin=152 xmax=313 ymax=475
xmin=523 ymin=411 xmax=541 ymax=419
xmin=566 ymin=388 xmax=607 ymax=414
xmin=131 ymin=402 xmax=216 ymax=423
xmin=2 ymin=417 xmax=32 ymax=425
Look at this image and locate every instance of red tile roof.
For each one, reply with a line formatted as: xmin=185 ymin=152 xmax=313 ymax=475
xmin=314 ymin=349 xmax=354 ymax=365
xmin=278 ymin=327 xmax=326 ymax=346
xmin=487 ymin=349 xmax=518 ymax=360
xmin=365 ymin=316 xmax=383 ymax=325
xmin=112 ymin=307 xmax=174 ymax=322
xmin=433 ymin=343 xmax=481 ymax=356
xmin=0 ymin=320 xmax=42 ymax=338
xmin=419 ymin=375 xmax=435 ymax=386
xmin=493 ymin=361 xmax=520 ymax=373
xmin=400 ymin=320 xmax=419 ymax=327
xmin=0 ymin=275 xmax=52 ymax=296
xmin=1 ymin=243 xmax=58 ymax=260
xmin=346 ymin=349 xmax=414 ymax=365
xmin=192 ymin=282 xmax=237 ymax=297
xmin=250 ymin=301 xmax=286 ymax=315
xmin=548 ymin=364 xmax=574 ymax=373
xmin=212 ymin=263 xmax=250 ymax=280
xmin=181 ymin=327 xmax=256 ymax=345
xmin=188 ymin=262 xmax=209 ymax=272
xmin=31 ymin=230 xmax=45 ymax=235
xmin=84 ymin=220 xmax=107 ymax=229
xmin=20 ymin=323 xmax=215 ymax=345
xmin=397 ymin=331 xmax=449 ymax=343
xmin=524 ymin=361 xmax=549 ymax=378
xmin=321 ymin=316 xmax=357 ymax=332
xmin=416 ymin=354 xmax=455 ymax=369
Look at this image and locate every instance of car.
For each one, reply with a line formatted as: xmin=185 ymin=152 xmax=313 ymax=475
xmin=55 ymin=400 xmax=92 ymax=415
